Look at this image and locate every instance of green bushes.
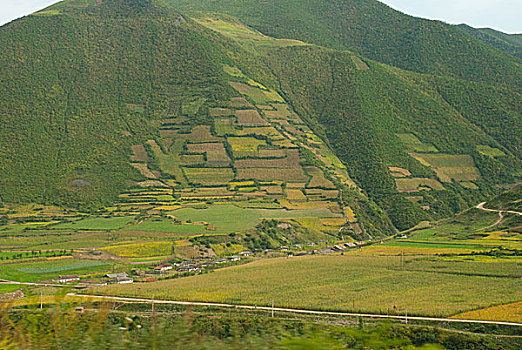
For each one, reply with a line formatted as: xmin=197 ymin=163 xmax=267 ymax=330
xmin=0 ymin=307 xmax=519 ymax=349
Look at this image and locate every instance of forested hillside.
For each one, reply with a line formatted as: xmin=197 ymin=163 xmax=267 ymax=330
xmin=164 ymin=0 xmax=522 ymax=88
xmin=458 ymin=24 xmax=522 ymax=60
xmin=0 ymin=0 xmax=236 ymax=206
xmin=0 ymin=0 xmax=520 ymax=232
xmin=259 ymin=45 xmax=520 ymax=229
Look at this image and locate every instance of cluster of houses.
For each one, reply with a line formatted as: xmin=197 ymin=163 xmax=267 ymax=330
xmin=54 ymin=241 xmax=373 ymax=285
xmin=144 ymin=253 xmax=249 ymax=275
xmin=56 ymin=272 xmax=134 ymax=285
xmin=260 ymin=240 xmax=368 ymax=256
xmin=54 ymin=252 xmax=253 ymax=285
xmin=332 ymin=241 xmax=367 ymax=251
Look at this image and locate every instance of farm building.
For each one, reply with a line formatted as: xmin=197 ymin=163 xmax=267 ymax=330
xmin=229 ymin=256 xmax=240 ymax=262
xmin=57 ymin=275 xmax=80 ymax=284
xmin=106 ymin=272 xmax=128 ymax=279
xmin=154 ymin=265 xmax=173 ymax=273
xmin=113 ymin=276 xmax=134 ymax=284
xmin=178 ymin=265 xmax=200 ymax=272
xmin=80 ymin=280 xmax=107 ymax=286
xmin=239 ymin=251 xmax=253 ymax=256
xmin=106 ymin=272 xmax=133 ymax=284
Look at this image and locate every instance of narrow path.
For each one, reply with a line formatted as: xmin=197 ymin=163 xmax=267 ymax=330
xmin=475 ymin=202 xmax=522 ymax=231
xmin=0 ymin=280 xmax=64 ymax=288
xmin=67 ymin=293 xmax=522 ymax=328
xmin=476 ymin=202 xmax=522 ymax=216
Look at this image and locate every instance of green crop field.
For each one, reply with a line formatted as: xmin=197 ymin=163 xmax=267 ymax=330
xmin=0 ymin=284 xmax=22 ymax=294
xmin=477 ymin=145 xmax=506 ymax=157
xmin=384 ymin=241 xmax=487 ymax=250
xmin=130 ymin=145 xmax=148 ymax=162
xmin=214 ymin=119 xmax=236 ymax=136
xmin=97 ymin=254 xmax=522 ymax=317
xmin=396 ymin=133 xmax=438 ymax=153
xmin=123 ymin=220 xmax=211 ymax=235
xmin=209 ymin=108 xmax=234 ymax=117
xmin=52 ymin=216 xmax=135 ymax=230
xmin=409 ymin=153 xmax=481 ymax=182
xmin=167 ymin=204 xmax=340 ymax=233
xmin=0 ymin=259 xmax=110 ymax=282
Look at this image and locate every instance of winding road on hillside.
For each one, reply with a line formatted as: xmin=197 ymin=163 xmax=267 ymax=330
xmin=476 ymin=202 xmax=522 ymax=216
xmin=476 ymin=202 xmax=522 ymax=230
xmin=67 ymin=293 xmax=522 ymax=328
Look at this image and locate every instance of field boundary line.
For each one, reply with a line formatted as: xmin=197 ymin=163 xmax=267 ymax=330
xmin=67 ymin=293 xmax=522 ymax=327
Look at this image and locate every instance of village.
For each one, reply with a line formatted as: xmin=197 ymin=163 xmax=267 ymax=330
xmin=53 ymin=240 xmax=373 ymax=286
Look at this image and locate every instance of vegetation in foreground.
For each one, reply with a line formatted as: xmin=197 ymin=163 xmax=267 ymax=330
xmin=0 ymin=305 xmax=520 ymax=349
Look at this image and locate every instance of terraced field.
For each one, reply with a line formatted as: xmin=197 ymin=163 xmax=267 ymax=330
xmin=113 ymin=66 xmax=356 ymax=232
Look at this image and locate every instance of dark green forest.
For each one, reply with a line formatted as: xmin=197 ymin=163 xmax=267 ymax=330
xmin=163 ymin=0 xmax=522 ymax=88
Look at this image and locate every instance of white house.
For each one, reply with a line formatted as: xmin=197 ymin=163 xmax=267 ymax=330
xmin=57 ymin=275 xmax=80 ymax=284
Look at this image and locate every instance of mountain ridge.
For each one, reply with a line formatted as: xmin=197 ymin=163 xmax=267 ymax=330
xmin=0 ymin=0 xmax=520 ymax=233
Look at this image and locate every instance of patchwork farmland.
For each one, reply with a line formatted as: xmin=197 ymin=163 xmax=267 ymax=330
xmin=118 ymin=65 xmax=356 ymax=232
xmin=0 ymin=62 xmax=519 ymax=328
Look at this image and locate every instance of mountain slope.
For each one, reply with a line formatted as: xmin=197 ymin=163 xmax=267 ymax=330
xmin=0 ymin=0 xmax=520 ymax=233
xmin=163 ymin=0 xmax=522 ymax=88
xmin=0 ymin=0 xmax=236 ymax=206
xmin=256 ymin=44 xmax=520 ymax=229
xmin=458 ymin=25 xmax=522 ymax=60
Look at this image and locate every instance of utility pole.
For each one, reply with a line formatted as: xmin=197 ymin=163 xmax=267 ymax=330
xmin=271 ymin=299 xmax=274 ymax=318
xmin=405 ymin=308 xmax=408 ymax=324
xmin=151 ymin=294 xmax=155 ymax=314
xmin=40 ymin=292 xmax=43 ymax=310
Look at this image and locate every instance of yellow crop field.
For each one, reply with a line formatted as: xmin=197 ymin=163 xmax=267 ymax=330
xmin=409 ymin=153 xmax=480 ymax=182
xmin=98 ymin=255 xmax=522 ymax=318
xmin=279 ymin=199 xmax=340 ymax=212
xmin=212 ymin=243 xmax=247 ymax=256
xmin=355 ymin=244 xmax=476 ymax=256
xmin=101 ymin=241 xmax=173 ymax=257
xmin=285 ymin=189 xmax=307 ymax=201
xmin=227 ymin=137 xmax=266 ymax=157
xmin=154 ymin=205 xmax=182 ymax=211
xmin=344 ymin=207 xmax=357 ymax=223
xmin=453 ymin=302 xmax=522 ymax=323
xmin=131 ymin=163 xmax=157 ymax=179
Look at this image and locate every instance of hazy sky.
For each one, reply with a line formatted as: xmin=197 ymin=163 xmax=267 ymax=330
xmin=379 ymin=0 xmax=522 ymax=33
xmin=0 ymin=0 xmax=521 ymax=33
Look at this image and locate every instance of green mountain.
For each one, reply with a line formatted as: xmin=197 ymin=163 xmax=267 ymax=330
xmin=162 ymin=0 xmax=522 ymax=88
xmin=457 ymin=24 xmax=522 ymax=60
xmin=485 ymin=184 xmax=522 ymax=212
xmin=0 ymin=0 xmax=520 ymax=234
